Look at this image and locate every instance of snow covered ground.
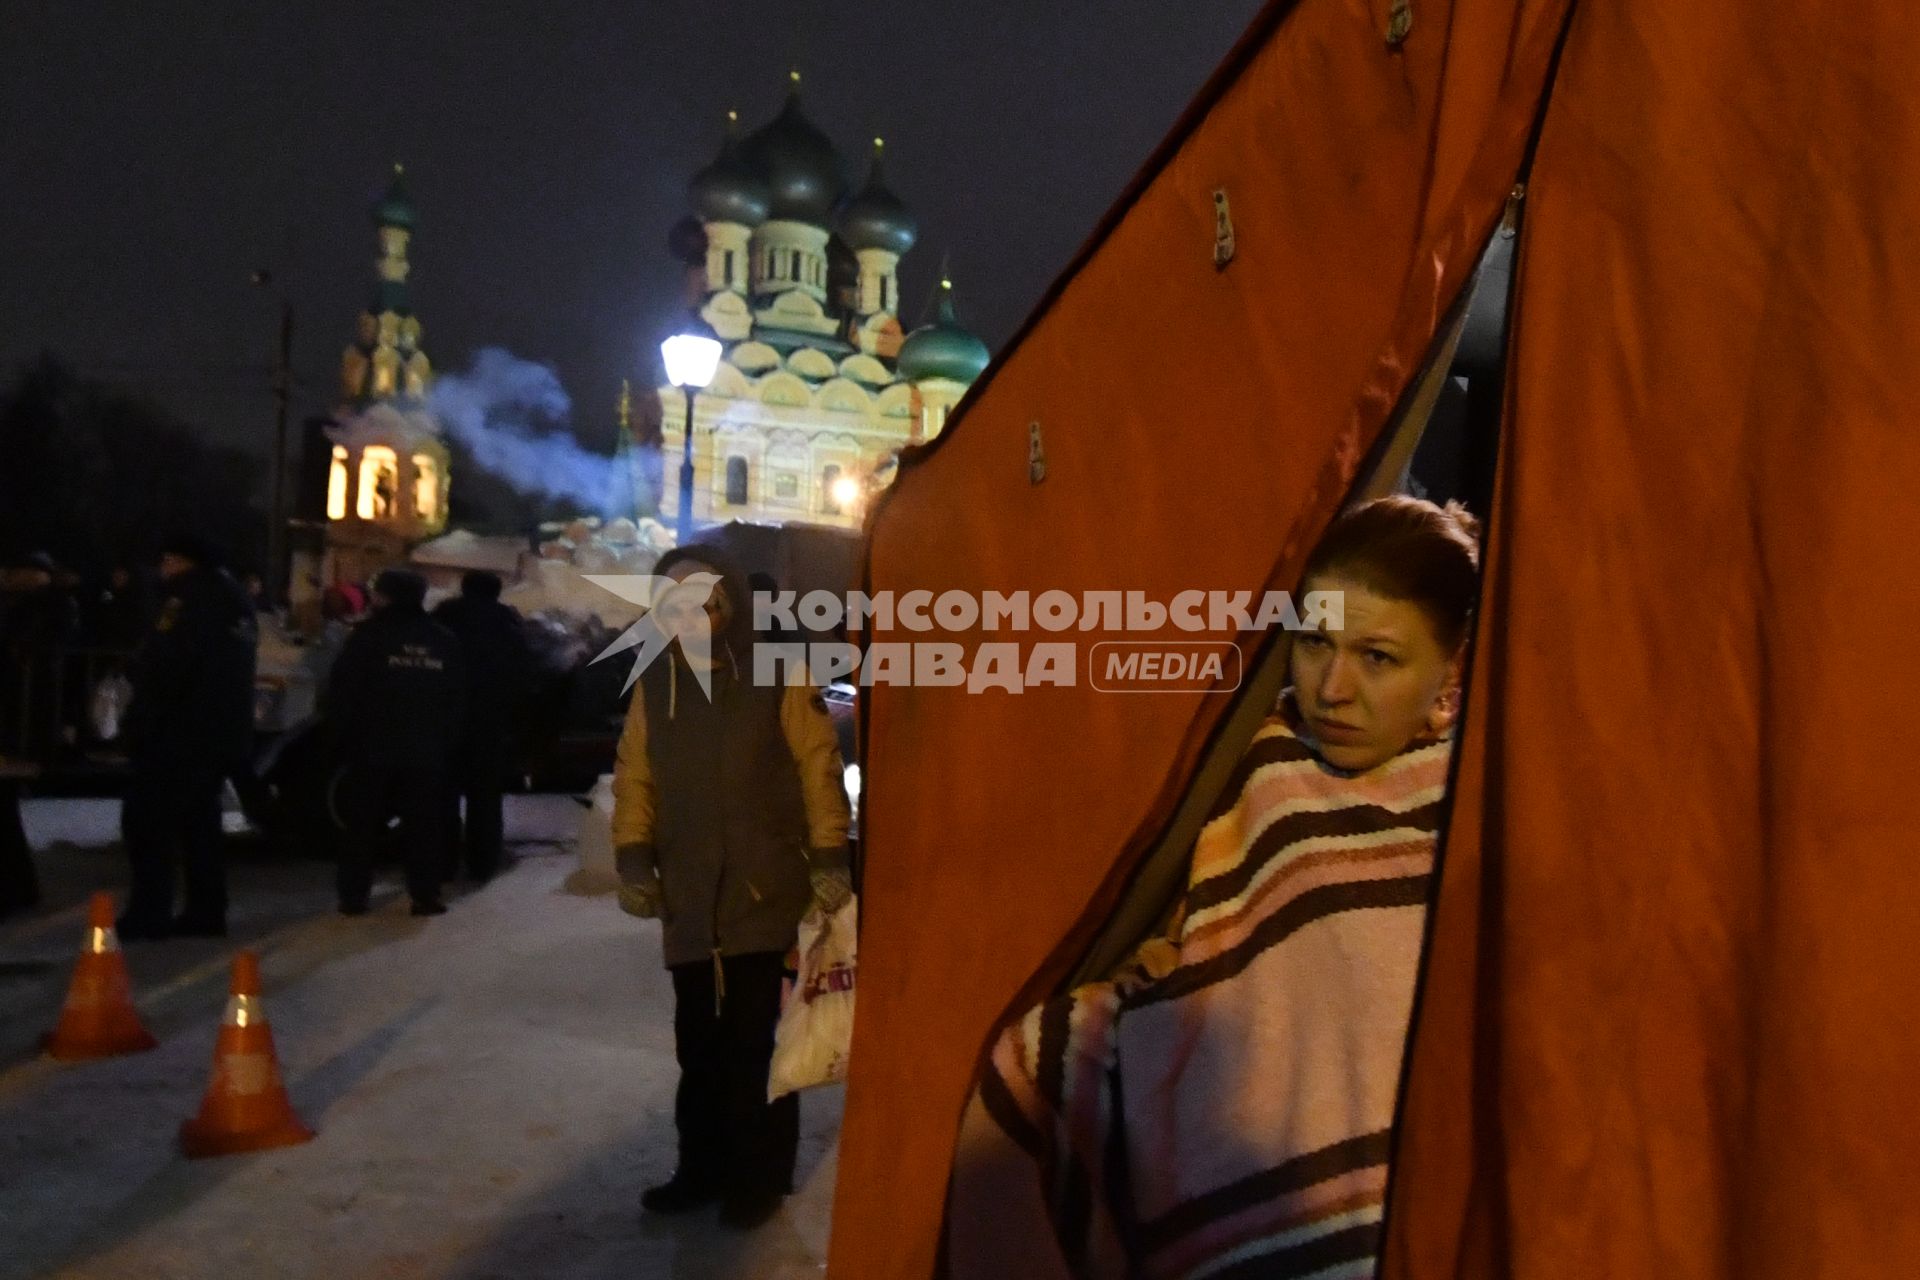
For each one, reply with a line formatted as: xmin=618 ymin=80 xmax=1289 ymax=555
xmin=0 ymin=796 xmax=839 ymax=1279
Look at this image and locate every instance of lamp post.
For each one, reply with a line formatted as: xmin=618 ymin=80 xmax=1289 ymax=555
xmin=660 ymin=333 xmax=723 ymax=545
xmin=250 ymin=269 xmax=294 ymax=603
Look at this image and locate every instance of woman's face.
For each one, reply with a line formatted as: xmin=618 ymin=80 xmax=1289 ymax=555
xmin=1290 ymin=574 xmax=1462 ymax=772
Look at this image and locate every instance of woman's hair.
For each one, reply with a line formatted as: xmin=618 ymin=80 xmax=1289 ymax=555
xmin=1301 ymin=495 xmax=1482 ymax=651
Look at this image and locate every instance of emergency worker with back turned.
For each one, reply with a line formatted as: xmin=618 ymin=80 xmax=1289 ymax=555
xmin=432 ymin=569 xmax=532 ymax=884
xmin=612 ymin=545 xmax=851 ymax=1232
xmin=326 ymin=569 xmax=464 ymax=917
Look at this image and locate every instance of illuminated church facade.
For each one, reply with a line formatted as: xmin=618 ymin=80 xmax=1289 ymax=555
xmin=658 ymin=79 xmax=991 ymax=532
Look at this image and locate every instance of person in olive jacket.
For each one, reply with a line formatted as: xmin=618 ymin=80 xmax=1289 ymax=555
xmin=612 ymin=545 xmax=851 ymax=1231
xmin=325 ymin=568 xmax=465 ymax=917
xmin=118 ymin=535 xmax=257 ymax=939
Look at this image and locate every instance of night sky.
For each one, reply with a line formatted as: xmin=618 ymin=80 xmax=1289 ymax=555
xmin=2 ymin=1 xmax=1266 ymax=463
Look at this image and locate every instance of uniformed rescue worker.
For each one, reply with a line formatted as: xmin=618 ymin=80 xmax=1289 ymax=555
xmin=117 ymin=534 xmax=257 ymax=940
xmin=612 ymin=545 xmax=852 ymax=1231
xmin=326 ymin=568 xmax=464 ymax=917
xmin=431 ymin=570 xmax=532 ymax=884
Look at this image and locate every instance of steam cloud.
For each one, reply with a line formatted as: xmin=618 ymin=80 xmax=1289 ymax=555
xmin=429 ymin=347 xmax=622 ymax=508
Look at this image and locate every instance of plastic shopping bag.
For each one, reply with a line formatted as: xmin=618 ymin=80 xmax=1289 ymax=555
xmin=571 ymin=775 xmax=623 ymax=896
xmin=768 ymin=896 xmax=857 ymax=1101
xmin=90 ymin=671 xmax=133 ymax=743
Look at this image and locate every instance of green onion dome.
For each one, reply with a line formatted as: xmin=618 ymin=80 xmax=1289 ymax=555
xmin=898 ymin=279 xmax=990 ymax=385
xmin=373 ymin=164 xmax=417 ymax=230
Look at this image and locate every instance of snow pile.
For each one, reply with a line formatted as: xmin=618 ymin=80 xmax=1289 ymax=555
xmin=410 ymin=529 xmax=525 ymax=574
xmin=503 ymin=515 xmax=677 ymax=626
xmin=501 ymin=559 xmax=647 ymax=627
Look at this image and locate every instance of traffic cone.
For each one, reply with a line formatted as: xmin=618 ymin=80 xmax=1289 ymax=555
xmin=178 ymin=950 xmax=314 ymax=1158
xmin=44 ymin=892 xmax=158 ymax=1061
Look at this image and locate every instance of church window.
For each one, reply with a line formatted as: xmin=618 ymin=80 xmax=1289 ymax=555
xmin=821 ymin=463 xmax=844 ymax=515
xmin=726 ymin=456 xmax=750 ymax=505
xmin=412 ymin=453 xmax=440 ymax=520
xmin=724 ymin=250 xmax=737 ymax=286
xmin=880 ymin=276 xmax=891 ymax=312
xmin=327 ymin=446 xmax=349 ymax=520
xmin=775 ymin=473 xmax=799 ymax=499
xmin=357 ymin=446 xmax=399 ymax=520
xmin=372 ymin=349 xmax=398 ymax=397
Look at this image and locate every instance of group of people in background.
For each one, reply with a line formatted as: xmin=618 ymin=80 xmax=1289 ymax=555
xmin=0 ymin=532 xmax=538 ymax=935
xmin=325 ymin=565 xmax=532 ymax=918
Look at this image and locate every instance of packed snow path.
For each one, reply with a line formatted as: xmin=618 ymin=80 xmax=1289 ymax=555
xmin=0 ymin=796 xmax=838 ymax=1279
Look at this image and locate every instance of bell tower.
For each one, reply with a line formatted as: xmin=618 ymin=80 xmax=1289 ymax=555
xmin=340 ymin=164 xmax=433 ymax=408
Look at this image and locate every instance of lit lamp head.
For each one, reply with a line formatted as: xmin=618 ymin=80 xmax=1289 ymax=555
xmin=660 ymin=333 xmax=723 ymax=389
xmin=830 ymin=473 xmax=863 ymax=511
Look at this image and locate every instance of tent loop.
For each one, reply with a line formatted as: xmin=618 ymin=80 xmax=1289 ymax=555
xmin=1387 ymin=0 xmax=1414 ymax=47
xmin=1212 ymin=189 xmax=1237 ymax=267
xmin=1501 ymin=183 xmax=1527 ymax=238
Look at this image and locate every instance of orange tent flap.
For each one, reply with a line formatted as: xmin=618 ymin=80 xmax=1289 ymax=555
xmin=1385 ymin=0 xmax=1920 ymax=1275
xmin=832 ymin=0 xmax=1572 ymax=1274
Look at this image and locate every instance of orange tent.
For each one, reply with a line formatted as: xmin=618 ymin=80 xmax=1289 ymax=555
xmin=1384 ymin=0 xmax=1920 ymax=1276
xmin=831 ymin=0 xmax=1920 ymax=1275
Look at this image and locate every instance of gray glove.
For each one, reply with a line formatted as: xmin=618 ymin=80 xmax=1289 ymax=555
xmin=807 ymin=846 xmax=854 ymax=914
xmin=616 ymin=843 xmax=665 ymax=920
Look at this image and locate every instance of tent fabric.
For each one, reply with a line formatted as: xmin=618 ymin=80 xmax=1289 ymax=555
xmin=831 ymin=1 xmax=1574 ymax=1274
xmin=1382 ymin=1 xmax=1920 ymax=1275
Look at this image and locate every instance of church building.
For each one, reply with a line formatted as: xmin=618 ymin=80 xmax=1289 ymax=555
xmin=658 ymin=77 xmax=991 ymax=532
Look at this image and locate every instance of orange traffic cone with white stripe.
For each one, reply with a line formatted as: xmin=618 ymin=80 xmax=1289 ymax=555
xmin=44 ymin=892 xmax=158 ymax=1061
xmin=178 ymin=950 xmax=314 ymax=1158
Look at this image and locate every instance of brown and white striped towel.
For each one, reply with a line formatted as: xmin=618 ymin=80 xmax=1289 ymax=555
xmin=947 ymin=696 xmax=1453 ymax=1280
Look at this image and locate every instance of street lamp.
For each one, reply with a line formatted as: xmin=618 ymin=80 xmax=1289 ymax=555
xmin=251 ymin=269 xmax=294 ymax=602
xmin=660 ymin=333 xmax=722 ymax=545
xmin=830 ymin=473 xmax=863 ymax=515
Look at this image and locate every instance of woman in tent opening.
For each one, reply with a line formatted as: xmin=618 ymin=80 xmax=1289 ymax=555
xmin=947 ymin=495 xmax=1479 ymax=1280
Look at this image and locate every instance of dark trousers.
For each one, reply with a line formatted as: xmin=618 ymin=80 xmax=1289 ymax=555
xmin=338 ymin=763 xmax=445 ymax=909
xmin=0 ymin=778 xmax=41 ymax=917
xmin=444 ymin=738 xmax=507 ymax=882
xmin=669 ymin=950 xmax=800 ymax=1197
xmin=122 ymin=762 xmax=226 ymax=927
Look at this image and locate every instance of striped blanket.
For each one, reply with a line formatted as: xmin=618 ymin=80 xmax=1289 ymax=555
xmin=947 ymin=697 xmax=1453 ymax=1280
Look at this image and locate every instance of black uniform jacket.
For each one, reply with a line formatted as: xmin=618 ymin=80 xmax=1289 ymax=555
xmin=325 ymin=605 xmax=466 ymax=770
xmin=123 ymin=567 xmax=256 ymax=771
